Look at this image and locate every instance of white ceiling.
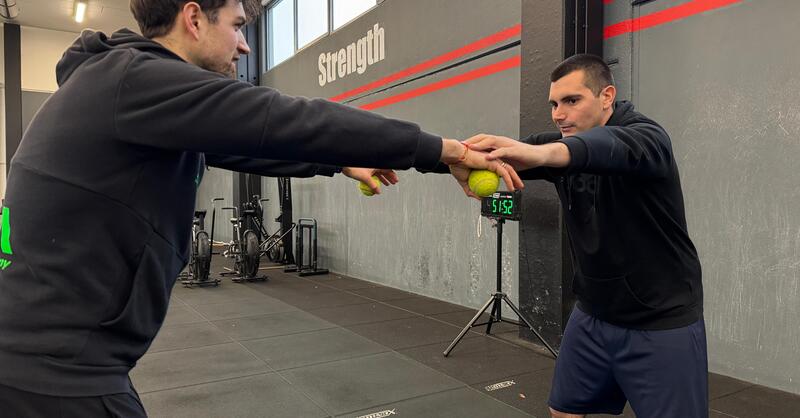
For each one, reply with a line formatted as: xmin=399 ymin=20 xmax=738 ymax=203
xmin=5 ymin=0 xmax=140 ymax=35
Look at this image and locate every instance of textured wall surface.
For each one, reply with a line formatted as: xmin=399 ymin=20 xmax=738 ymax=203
xmin=606 ymin=0 xmax=799 ymax=394
xmin=196 ymin=167 xmax=234 ymax=244
xmin=258 ymin=0 xmax=523 ymax=308
xmin=517 ymin=0 xmax=568 ymax=348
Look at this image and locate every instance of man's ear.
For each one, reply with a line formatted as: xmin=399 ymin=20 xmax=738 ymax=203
xmin=180 ymin=2 xmax=203 ymax=41
xmin=601 ymin=84 xmax=616 ymax=110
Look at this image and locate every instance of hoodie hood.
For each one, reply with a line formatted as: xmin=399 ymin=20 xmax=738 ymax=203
xmin=56 ymin=29 xmax=181 ymax=87
xmin=606 ymin=100 xmax=636 ymax=126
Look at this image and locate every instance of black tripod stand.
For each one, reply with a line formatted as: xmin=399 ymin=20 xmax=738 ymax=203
xmin=443 ymin=218 xmax=558 ymax=358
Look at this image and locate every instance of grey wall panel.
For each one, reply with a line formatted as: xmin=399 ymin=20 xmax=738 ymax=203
xmin=603 ymin=0 xmax=634 ymax=101
xmin=518 ymin=0 xmax=568 ymax=348
xmin=343 ymin=51 xmax=521 ymax=306
xmin=624 ymin=0 xmax=799 ymax=394
xmin=262 ymin=0 xmax=522 ymax=308
xmin=263 ymin=0 xmax=520 ymax=99
xmin=4 ymin=24 xmax=22 ymax=172
xmin=22 ymin=91 xmax=52 ymax=133
xmin=259 ymin=177 xmax=284 ymax=240
xmin=266 ymin=60 xmax=522 ymax=307
xmin=196 ymin=167 xmax=233 ymax=244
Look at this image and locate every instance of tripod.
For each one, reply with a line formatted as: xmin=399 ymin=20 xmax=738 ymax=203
xmin=443 ymin=218 xmax=558 ymax=359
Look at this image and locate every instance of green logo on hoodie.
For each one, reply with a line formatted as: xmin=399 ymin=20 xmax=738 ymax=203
xmin=0 ymin=207 xmax=13 ymax=270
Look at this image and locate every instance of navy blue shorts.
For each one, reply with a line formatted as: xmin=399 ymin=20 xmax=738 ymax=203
xmin=549 ymin=307 xmax=708 ymax=417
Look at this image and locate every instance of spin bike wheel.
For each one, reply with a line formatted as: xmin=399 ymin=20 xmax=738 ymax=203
xmin=242 ymin=230 xmax=260 ymax=278
xmin=265 ymin=237 xmax=284 ymax=262
xmin=193 ymin=231 xmax=212 ymax=282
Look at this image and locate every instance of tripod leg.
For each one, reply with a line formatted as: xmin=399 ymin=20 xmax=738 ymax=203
xmin=501 ymin=295 xmax=559 ymax=359
xmin=443 ymin=296 xmax=495 ymax=357
xmin=485 ymin=295 xmax=501 ymax=335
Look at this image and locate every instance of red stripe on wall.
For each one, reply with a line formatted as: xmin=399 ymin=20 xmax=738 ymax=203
xmin=604 ymin=0 xmax=743 ymax=39
xmin=603 ymin=0 xmax=614 ymax=4
xmin=359 ymin=56 xmax=521 ymax=111
xmin=329 ymin=24 xmax=521 ymax=102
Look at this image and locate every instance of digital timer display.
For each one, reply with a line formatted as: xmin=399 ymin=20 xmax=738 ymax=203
xmin=480 ymin=191 xmax=521 ymax=220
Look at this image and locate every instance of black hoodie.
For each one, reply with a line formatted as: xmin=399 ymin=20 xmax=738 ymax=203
xmin=522 ymin=101 xmax=703 ymax=330
xmin=0 ymin=29 xmax=442 ymax=396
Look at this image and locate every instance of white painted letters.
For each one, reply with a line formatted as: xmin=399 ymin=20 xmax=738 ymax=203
xmin=318 ymin=23 xmax=386 ymax=87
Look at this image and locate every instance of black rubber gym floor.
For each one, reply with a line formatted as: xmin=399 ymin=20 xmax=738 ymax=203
xmin=132 ymin=258 xmax=800 ymax=417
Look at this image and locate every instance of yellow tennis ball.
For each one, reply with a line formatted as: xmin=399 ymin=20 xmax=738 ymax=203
xmin=468 ymin=170 xmax=499 ymax=197
xmin=358 ymin=176 xmax=380 ymax=196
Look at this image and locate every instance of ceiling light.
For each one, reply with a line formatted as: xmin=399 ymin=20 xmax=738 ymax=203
xmin=74 ymin=1 xmax=87 ymax=23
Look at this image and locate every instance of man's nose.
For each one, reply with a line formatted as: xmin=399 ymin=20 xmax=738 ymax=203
xmin=552 ymin=107 xmax=566 ymax=122
xmin=238 ymin=31 xmax=251 ymax=55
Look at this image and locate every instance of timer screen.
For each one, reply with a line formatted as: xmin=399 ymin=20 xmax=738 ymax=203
xmin=481 ymin=191 xmax=521 ymax=220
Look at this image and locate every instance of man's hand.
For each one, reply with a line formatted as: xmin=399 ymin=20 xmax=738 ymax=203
xmin=341 ymin=167 xmax=399 ymax=195
xmin=464 ymin=134 xmax=571 ymax=170
xmin=440 ymin=138 xmax=524 ymax=193
xmin=448 ymin=165 xmax=479 ymax=200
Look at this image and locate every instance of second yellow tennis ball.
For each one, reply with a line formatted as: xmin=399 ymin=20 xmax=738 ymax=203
xmin=358 ymin=176 xmax=380 ymax=196
xmin=468 ymin=170 xmax=499 ymax=197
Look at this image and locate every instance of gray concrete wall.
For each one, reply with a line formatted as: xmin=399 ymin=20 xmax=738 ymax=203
xmin=196 ymin=167 xmax=234 ymax=244
xmin=260 ymin=0 xmax=522 ymax=308
xmin=21 ymin=90 xmax=51 ymax=133
xmin=517 ymin=0 xmax=569 ymax=348
xmin=603 ymin=0 xmax=633 ymax=102
xmin=606 ymin=0 xmax=800 ymax=395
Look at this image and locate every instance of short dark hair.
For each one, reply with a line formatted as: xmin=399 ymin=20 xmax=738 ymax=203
xmin=550 ymin=54 xmax=614 ymax=96
xmin=130 ymin=0 xmax=263 ymax=38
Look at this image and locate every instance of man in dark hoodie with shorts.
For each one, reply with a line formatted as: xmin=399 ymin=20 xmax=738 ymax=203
xmin=456 ymin=54 xmax=707 ymax=417
xmin=0 ymin=1 xmax=523 ymax=416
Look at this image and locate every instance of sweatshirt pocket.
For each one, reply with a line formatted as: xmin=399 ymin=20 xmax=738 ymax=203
xmin=574 ymin=272 xmax=657 ymax=318
xmin=92 ymin=233 xmax=182 ymax=365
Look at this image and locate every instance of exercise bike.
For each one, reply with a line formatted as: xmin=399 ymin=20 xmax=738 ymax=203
xmin=220 ymin=204 xmax=266 ymax=282
xmin=179 ymin=210 xmax=220 ymax=287
xmin=219 ymin=195 xmax=297 ymax=282
xmin=240 ymin=195 xmax=296 ymax=264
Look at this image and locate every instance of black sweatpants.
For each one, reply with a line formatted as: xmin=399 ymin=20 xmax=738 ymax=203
xmin=0 ymin=381 xmax=147 ymax=417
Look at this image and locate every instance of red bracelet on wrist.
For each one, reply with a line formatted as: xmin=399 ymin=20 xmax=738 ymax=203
xmin=456 ymin=142 xmax=470 ymax=163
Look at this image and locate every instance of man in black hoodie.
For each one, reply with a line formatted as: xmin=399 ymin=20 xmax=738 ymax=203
xmin=0 ymin=0 xmax=523 ymax=416
xmin=458 ymin=55 xmax=707 ymax=417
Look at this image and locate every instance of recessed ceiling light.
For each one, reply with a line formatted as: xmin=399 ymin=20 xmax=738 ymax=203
xmin=75 ymin=1 xmax=87 ymax=23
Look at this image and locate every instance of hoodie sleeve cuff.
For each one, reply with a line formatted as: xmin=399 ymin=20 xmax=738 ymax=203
xmin=315 ymin=165 xmax=341 ymax=177
xmin=416 ymin=161 xmax=451 ymax=174
xmin=413 ymin=132 xmax=443 ymax=170
xmin=558 ymin=136 xmax=588 ymax=171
